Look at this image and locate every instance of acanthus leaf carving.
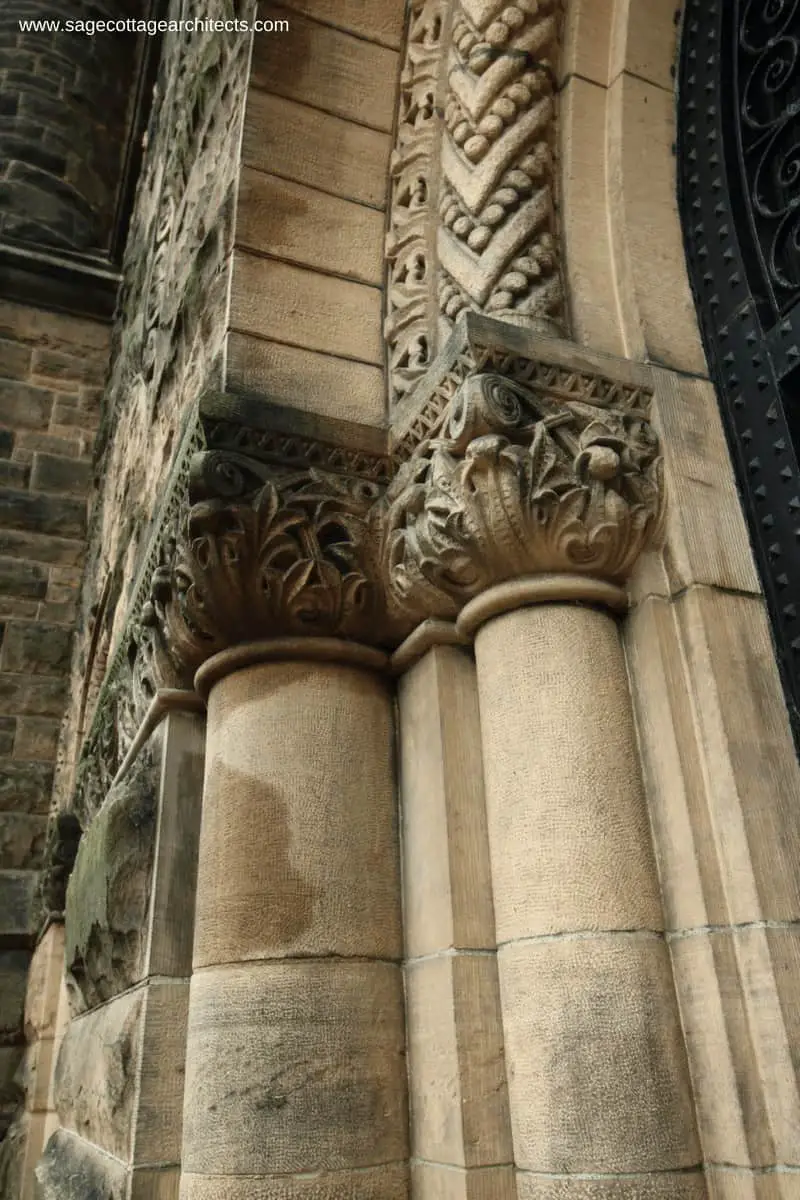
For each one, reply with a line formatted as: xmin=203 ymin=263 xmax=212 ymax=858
xmin=73 ymin=340 xmax=665 ymax=821
xmin=147 ymin=457 xmax=402 ymax=678
xmin=383 ymin=373 xmax=665 ymax=619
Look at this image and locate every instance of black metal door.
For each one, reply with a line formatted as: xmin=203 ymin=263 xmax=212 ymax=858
xmin=678 ymin=0 xmax=800 ymax=744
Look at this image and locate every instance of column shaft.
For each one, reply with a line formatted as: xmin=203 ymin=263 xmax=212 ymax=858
xmin=180 ymin=658 xmax=408 ymax=1199
xmin=473 ymin=603 xmax=704 ymax=1198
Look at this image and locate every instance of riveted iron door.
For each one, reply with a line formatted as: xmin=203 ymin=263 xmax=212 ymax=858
xmin=678 ymin=0 xmax=800 ymax=744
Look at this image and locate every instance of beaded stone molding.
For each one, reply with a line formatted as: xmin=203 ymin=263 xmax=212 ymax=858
xmin=386 ymin=0 xmax=565 ymax=409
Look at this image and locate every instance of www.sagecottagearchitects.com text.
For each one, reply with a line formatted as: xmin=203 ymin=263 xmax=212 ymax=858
xmin=18 ymin=15 xmax=290 ymax=34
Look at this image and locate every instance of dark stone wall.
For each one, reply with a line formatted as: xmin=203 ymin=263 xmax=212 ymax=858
xmin=0 ymin=0 xmax=144 ymax=254
xmin=0 ymin=298 xmax=110 ymax=1148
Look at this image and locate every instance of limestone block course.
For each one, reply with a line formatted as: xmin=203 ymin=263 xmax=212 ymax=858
xmin=240 ymin=90 xmax=391 ymax=209
xmin=399 ymin=645 xmax=495 ymax=957
xmin=54 ymin=987 xmax=143 ymax=1161
xmin=516 ymin=1175 xmax=708 ymax=1199
xmin=704 ymin=1173 xmax=800 ymax=1199
xmin=180 ymin=1162 xmax=409 ymax=1200
xmin=406 ymin=953 xmax=511 ymax=1168
xmin=53 ymin=979 xmax=189 ymax=1166
xmin=181 ymin=960 xmax=408 ymax=1177
xmin=22 ymin=923 xmax=64 ymax=1043
xmin=0 ymin=812 xmax=46 ymax=869
xmin=278 ymin=0 xmax=405 ymax=47
xmin=35 ymin=1126 xmax=127 ymax=1200
xmin=0 ymin=949 xmax=29 ymax=1040
xmin=65 ymin=748 xmax=159 ymax=1012
xmin=499 ymin=934 xmax=701 ymax=1174
xmin=249 ymin=11 xmax=398 ymax=132
xmin=195 ymin=663 xmax=400 ymax=966
xmin=410 ymin=1163 xmax=516 ymax=1200
xmin=0 ymin=870 xmax=36 ymax=938
xmin=670 ymin=927 xmax=800 ymax=1170
xmin=626 ymin=588 xmax=800 ymax=932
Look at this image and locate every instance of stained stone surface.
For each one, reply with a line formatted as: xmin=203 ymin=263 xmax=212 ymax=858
xmin=53 ymin=988 xmax=142 ymax=1161
xmin=0 ymin=0 xmax=146 ymax=253
xmin=64 ymin=747 xmax=158 ymax=1012
xmin=35 ymin=1127 xmax=127 ymax=1200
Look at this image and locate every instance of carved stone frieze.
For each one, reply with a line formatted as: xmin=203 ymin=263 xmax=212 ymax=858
xmin=71 ymin=325 xmax=665 ymax=821
xmin=384 ymin=371 xmax=664 ymax=619
xmin=386 ymin=0 xmax=564 ymax=406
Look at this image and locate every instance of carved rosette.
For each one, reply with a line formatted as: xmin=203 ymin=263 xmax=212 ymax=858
xmin=383 ymin=373 xmax=665 ymax=619
xmin=386 ymin=0 xmax=564 ymax=406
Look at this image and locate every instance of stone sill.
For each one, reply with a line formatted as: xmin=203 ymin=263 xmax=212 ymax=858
xmin=0 ymin=240 xmax=121 ymax=324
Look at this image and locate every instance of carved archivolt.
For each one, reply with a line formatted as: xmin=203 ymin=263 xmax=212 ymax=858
xmin=386 ymin=0 xmax=564 ymax=406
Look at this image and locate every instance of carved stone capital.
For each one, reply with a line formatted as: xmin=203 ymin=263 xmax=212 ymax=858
xmin=383 ymin=370 xmax=665 ymax=620
xmin=143 ymin=447 xmax=402 ymax=684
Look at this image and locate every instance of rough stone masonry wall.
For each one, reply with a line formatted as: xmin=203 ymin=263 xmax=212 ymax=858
xmin=0 ymin=298 xmax=110 ymax=1149
xmin=0 ymin=0 xmax=144 ymax=252
xmin=53 ymin=0 xmax=255 ymax=821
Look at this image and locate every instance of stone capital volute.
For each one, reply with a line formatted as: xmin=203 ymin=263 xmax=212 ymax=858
xmin=383 ymin=369 xmax=665 ymax=621
xmin=141 ymin=448 xmax=401 ymax=686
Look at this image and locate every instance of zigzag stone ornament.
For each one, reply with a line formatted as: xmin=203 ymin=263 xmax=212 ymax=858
xmin=384 ymin=372 xmax=665 ymax=620
xmin=386 ymin=0 xmax=564 ymax=406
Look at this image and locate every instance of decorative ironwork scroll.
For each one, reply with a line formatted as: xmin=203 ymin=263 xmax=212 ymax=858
xmin=678 ymin=0 xmax=800 ymax=741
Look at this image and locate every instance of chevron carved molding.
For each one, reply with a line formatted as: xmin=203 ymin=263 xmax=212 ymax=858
xmin=386 ymin=0 xmax=564 ymax=408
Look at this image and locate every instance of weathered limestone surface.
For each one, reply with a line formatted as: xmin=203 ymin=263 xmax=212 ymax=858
xmin=65 ymin=746 xmax=159 ymax=1012
xmin=37 ymin=709 xmax=204 ymax=1195
xmin=627 ymin=586 xmax=800 ymax=1182
xmin=0 ymin=299 xmax=109 ymax=996
xmin=399 ymin=646 xmax=495 ymax=958
xmin=53 ymin=2 xmax=255 ymax=821
xmin=35 ymin=1127 xmax=127 ymax=1200
xmin=183 ymin=960 xmax=407 ymax=1175
xmin=228 ymin=0 xmax=400 ymax=427
xmin=54 ymin=987 xmax=143 ymax=1162
xmin=399 ymin=643 xmax=513 ymax=1194
xmin=181 ymin=658 xmax=407 ymax=1196
xmin=0 ymin=0 xmax=146 ymax=252
xmin=473 ymin=604 xmax=701 ymax=1185
xmin=560 ymin=0 xmax=706 ymax=372
xmin=193 ymin=664 xmax=400 ymax=966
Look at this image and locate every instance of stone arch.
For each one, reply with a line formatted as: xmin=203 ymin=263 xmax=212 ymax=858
xmin=386 ymin=0 xmax=565 ymax=407
xmin=559 ymin=0 xmax=706 ymax=372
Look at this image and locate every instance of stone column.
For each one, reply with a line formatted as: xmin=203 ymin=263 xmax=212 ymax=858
xmin=385 ymin=362 xmax=705 ymax=1197
xmin=460 ymin=589 xmax=703 ymax=1197
xmin=179 ymin=644 xmax=408 ymax=1200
